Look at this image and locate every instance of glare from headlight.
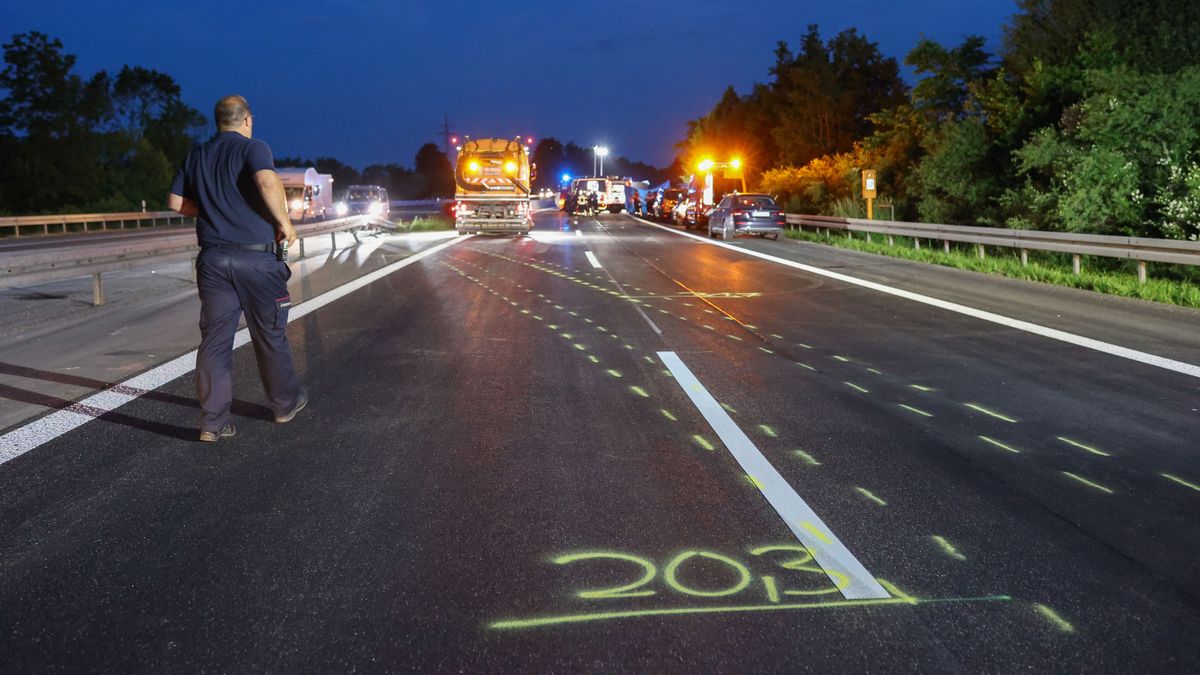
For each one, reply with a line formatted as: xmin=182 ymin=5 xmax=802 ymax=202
xmin=368 ymin=202 xmax=384 ymax=216
xmin=290 ymin=199 xmax=303 ymax=210
xmin=335 ymin=202 xmax=348 ymax=216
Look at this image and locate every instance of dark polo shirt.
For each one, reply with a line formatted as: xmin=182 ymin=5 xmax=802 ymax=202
xmin=170 ymin=131 xmax=277 ymax=246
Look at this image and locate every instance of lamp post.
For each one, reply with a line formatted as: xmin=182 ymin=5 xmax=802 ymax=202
xmin=593 ymin=145 xmax=609 ymax=176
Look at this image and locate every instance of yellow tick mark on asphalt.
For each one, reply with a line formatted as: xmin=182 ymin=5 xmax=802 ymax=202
xmin=1161 ymin=473 xmax=1200 ymax=492
xmin=660 ymin=409 xmax=677 ymax=422
xmin=771 ymin=333 xmax=784 ymax=339
xmin=661 ymin=369 xmax=674 ymax=378
xmin=726 ymin=334 xmax=743 ymax=341
xmin=931 ymin=535 xmax=967 ymax=561
xmin=795 ymin=362 xmax=816 ymax=371
xmin=606 ymin=369 xmax=622 ymax=378
xmin=854 ymin=487 xmax=887 ymax=506
xmin=644 ymin=355 xmax=656 ymax=364
xmin=844 ymin=382 xmax=869 ymax=394
xmin=533 ymin=315 xmax=543 ymax=321
xmin=1056 ymin=436 xmax=1111 ymax=457
xmin=520 ymin=309 xmax=530 ymax=314
xmin=757 ymin=425 xmax=777 ymax=438
xmin=587 ymin=355 xmax=600 ymax=364
xmin=832 ymin=355 xmax=850 ymax=362
xmin=630 ymin=386 xmax=650 ymax=398
xmin=964 ymin=403 xmax=1018 ymax=423
xmin=910 ymin=384 xmax=935 ymax=392
xmin=560 ymin=333 xmax=573 ymax=339
xmin=745 ymin=475 xmax=765 ymax=490
xmin=573 ymin=343 xmax=587 ymax=351
xmin=899 ymin=404 xmax=933 ymax=417
xmin=979 ymin=436 xmax=1022 ymax=454
xmin=759 ymin=347 xmax=774 ymax=354
xmin=548 ymin=324 xmax=559 ymax=330
xmin=791 ymin=450 xmax=820 ymax=466
xmin=1062 ymin=471 xmax=1114 ymax=494
xmin=797 ymin=343 xmax=812 ymax=349
xmin=1034 ymin=604 xmax=1075 ymax=633
xmin=720 ymin=402 xmax=737 ymax=414
xmin=867 ymin=368 xmax=883 ymax=375
xmin=693 ymin=435 xmax=715 ymax=451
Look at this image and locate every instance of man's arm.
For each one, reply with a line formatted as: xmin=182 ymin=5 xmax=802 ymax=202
xmin=254 ymin=169 xmax=297 ymax=245
xmin=166 ymin=193 xmax=199 ymax=217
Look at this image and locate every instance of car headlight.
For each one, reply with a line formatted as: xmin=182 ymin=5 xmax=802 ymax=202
xmin=367 ymin=202 xmax=383 ymax=216
xmin=290 ymin=199 xmax=303 ymax=210
xmin=335 ymin=202 xmax=348 ymax=216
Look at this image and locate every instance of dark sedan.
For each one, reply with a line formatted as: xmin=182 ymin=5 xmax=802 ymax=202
xmin=707 ymin=193 xmax=786 ymax=240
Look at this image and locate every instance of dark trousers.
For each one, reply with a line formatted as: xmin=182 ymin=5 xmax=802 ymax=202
xmin=195 ymin=248 xmax=302 ymax=432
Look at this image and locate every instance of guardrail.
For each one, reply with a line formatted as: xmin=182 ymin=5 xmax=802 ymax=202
xmin=785 ymin=214 xmax=1200 ymax=283
xmin=0 ymin=211 xmax=195 ymax=238
xmin=0 ymin=215 xmax=385 ymax=306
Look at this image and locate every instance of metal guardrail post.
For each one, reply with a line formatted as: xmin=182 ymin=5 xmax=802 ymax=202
xmin=1073 ymin=254 xmax=1082 ymax=275
xmin=1020 ymin=249 xmax=1029 ymax=266
xmin=943 ymin=240 xmax=950 ymax=254
xmin=1138 ymin=261 xmax=1147 ymax=284
xmin=298 ymin=238 xmax=306 ymax=259
xmin=330 ymin=233 xmax=337 ymax=250
xmin=977 ymin=244 xmax=986 ymax=259
xmin=914 ymin=238 xmax=920 ymax=251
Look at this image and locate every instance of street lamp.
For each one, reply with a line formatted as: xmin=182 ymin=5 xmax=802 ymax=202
xmin=593 ymin=145 xmax=609 ymax=176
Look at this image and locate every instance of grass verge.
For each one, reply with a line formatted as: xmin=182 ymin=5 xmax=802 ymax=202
xmin=396 ymin=216 xmax=453 ymax=232
xmin=784 ymin=228 xmax=1200 ymax=309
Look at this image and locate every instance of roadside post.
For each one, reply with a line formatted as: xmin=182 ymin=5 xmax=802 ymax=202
xmin=862 ymin=170 xmax=877 ymax=220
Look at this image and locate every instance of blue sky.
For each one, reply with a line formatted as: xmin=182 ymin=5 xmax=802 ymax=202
xmin=5 ymin=0 xmax=1017 ymax=168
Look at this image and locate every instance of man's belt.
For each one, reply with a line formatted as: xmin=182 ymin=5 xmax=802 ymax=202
xmin=202 ymin=243 xmax=275 ymax=252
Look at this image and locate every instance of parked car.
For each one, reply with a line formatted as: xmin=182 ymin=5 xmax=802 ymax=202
xmin=336 ymin=185 xmax=390 ymax=218
xmin=707 ymin=193 xmax=786 ymax=240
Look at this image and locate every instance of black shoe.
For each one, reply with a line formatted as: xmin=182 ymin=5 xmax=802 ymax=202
xmin=199 ymin=424 xmax=236 ymax=443
xmin=275 ymin=389 xmax=309 ymax=424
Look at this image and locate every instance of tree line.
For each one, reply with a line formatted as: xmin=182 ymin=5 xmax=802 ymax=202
xmin=0 ymin=32 xmax=456 ymax=216
xmin=677 ymin=0 xmax=1200 ymax=240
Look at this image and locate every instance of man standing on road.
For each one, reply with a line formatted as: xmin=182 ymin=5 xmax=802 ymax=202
xmin=167 ymin=95 xmax=308 ymax=442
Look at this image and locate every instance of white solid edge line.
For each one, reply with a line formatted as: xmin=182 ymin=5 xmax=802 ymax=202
xmin=631 ymin=215 xmax=1200 ymax=380
xmin=658 ymin=350 xmax=889 ymax=600
xmin=585 ymin=251 xmax=602 ymax=268
xmin=0 ymin=234 xmax=468 ymax=465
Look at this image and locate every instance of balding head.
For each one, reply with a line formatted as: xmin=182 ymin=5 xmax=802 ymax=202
xmin=214 ymin=95 xmax=252 ymax=131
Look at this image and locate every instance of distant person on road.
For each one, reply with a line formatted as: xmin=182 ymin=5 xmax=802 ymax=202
xmin=167 ymin=95 xmax=308 ymax=442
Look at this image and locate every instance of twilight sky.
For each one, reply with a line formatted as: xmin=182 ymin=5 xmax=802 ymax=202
xmin=5 ymin=0 xmax=1017 ymax=168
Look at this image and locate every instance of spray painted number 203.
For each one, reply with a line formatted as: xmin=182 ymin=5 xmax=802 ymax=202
xmin=552 ymin=546 xmax=849 ymax=602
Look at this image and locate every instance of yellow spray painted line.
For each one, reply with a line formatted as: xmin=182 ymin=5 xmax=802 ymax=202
xmin=488 ymin=594 xmax=1011 ymax=630
xmin=898 ymin=404 xmax=933 ymax=418
xmin=1061 ymin=471 xmax=1114 ymax=494
xmin=1056 ymin=436 xmax=1111 ymax=457
xmin=792 ymin=450 xmax=821 ymax=466
xmin=1034 ymin=604 xmax=1075 ymax=633
xmin=931 ymin=535 xmax=967 ymax=561
xmin=1161 ymin=472 xmax=1200 ymax=492
xmin=964 ymin=403 xmax=1019 ymax=423
xmin=854 ymin=487 xmax=888 ymax=507
xmin=979 ymin=436 xmax=1022 ymax=454
xmin=845 ymin=382 xmax=870 ymax=394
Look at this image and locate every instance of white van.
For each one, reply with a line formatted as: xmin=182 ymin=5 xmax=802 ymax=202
xmin=277 ymin=168 xmax=334 ymax=221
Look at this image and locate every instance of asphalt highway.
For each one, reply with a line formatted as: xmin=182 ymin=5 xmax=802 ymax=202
xmin=1 ymin=209 xmax=1198 ymax=671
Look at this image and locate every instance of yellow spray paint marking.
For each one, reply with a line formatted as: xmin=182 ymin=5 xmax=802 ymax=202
xmin=573 ymin=344 xmax=587 ymax=351
xmin=560 ymin=333 xmax=573 ymax=339
xmin=792 ymin=450 xmax=821 ymax=466
xmin=867 ymin=368 xmax=883 ymax=375
xmin=1056 ymin=436 xmax=1111 ymax=457
xmin=554 ymin=305 xmax=564 ymax=310
xmin=726 ymin=334 xmax=743 ymax=341
xmin=797 ymin=343 xmax=812 ymax=349
xmin=659 ymin=309 xmax=671 ymax=315
xmin=979 ymin=436 xmax=1022 ymax=454
xmin=854 ymin=487 xmax=887 ymax=506
xmin=660 ymin=409 xmax=678 ymax=422
xmin=910 ymin=384 xmax=935 ymax=392
xmin=677 ymin=316 xmax=689 ymax=321
xmin=630 ymin=386 xmax=650 ymax=398
xmin=519 ymin=309 xmax=531 ymax=315
xmin=1034 ymin=604 xmax=1075 ymax=633
xmin=533 ymin=315 xmax=543 ymax=321
xmin=770 ymin=333 xmax=784 ymax=339
xmin=644 ymin=355 xmax=656 ymax=364
xmin=759 ymin=347 xmax=775 ymax=354
xmin=875 ymin=579 xmax=917 ymax=604
xmin=597 ymin=326 xmax=608 ymax=332
xmin=795 ymin=362 xmax=816 ymax=371
xmin=799 ymin=522 xmax=832 ymax=545
xmin=548 ymin=324 xmax=559 ymax=330
xmin=745 ymin=475 xmax=765 ymax=490
xmin=568 ymin=310 xmax=579 ymax=316
xmin=758 ymin=425 xmax=777 ymax=438
xmin=692 ymin=435 xmax=716 ymax=451
xmin=587 ymin=355 xmax=600 ymax=364
xmin=1161 ymin=473 xmax=1200 ymax=492
xmin=661 ymin=369 xmax=674 ymax=378
xmin=720 ymin=402 xmax=737 ymax=414
xmin=584 ymin=318 xmax=594 ymax=324
xmin=683 ymin=302 xmax=694 ymax=307
xmin=1062 ymin=471 xmax=1114 ymax=494
xmin=832 ymin=355 xmax=850 ymax=362
xmin=703 ymin=325 xmax=716 ymax=331
xmin=624 ymin=344 xmax=634 ymax=350
xmin=964 ymin=403 xmax=1019 ymax=423
xmin=899 ymin=404 xmax=933 ymax=418
xmin=606 ymin=369 xmax=623 ymax=378
xmin=931 ymin=535 xmax=967 ymax=561
xmin=844 ymin=382 xmax=870 ymax=394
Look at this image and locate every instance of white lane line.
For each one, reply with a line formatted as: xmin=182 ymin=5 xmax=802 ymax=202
xmin=585 ymin=251 xmax=602 ymax=268
xmin=0 ymin=235 xmax=468 ymax=465
xmin=658 ymin=351 xmax=889 ymax=600
xmin=631 ymin=216 xmax=1200 ymax=380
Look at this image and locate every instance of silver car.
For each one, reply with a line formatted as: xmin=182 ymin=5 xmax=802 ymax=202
xmin=707 ymin=193 xmax=785 ymax=240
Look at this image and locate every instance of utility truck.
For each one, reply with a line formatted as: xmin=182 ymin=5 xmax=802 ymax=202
xmin=453 ymin=137 xmax=533 ymax=235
